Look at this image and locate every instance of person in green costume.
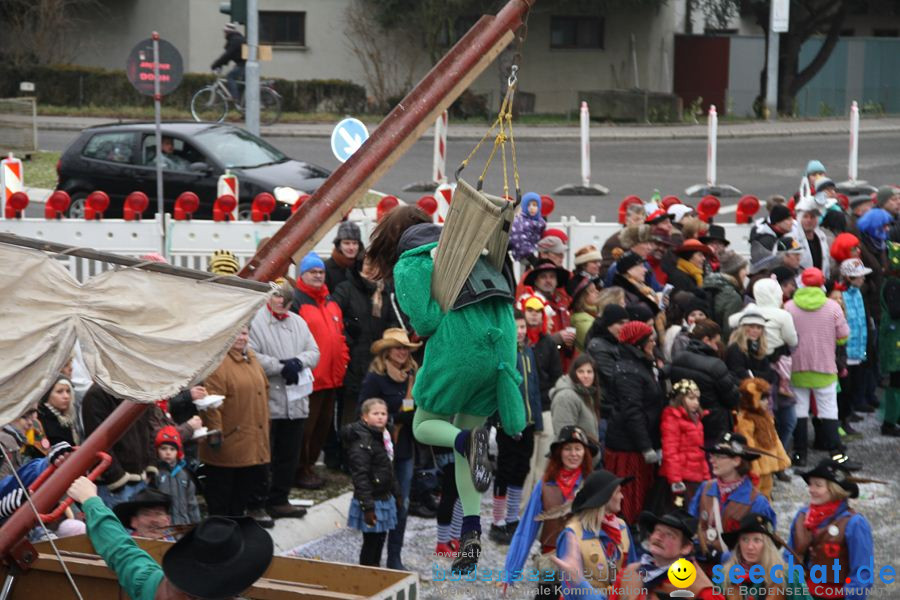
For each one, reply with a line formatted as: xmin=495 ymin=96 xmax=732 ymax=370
xmin=880 ymin=241 xmax=900 ymax=435
xmin=367 ymin=206 xmax=526 ymax=574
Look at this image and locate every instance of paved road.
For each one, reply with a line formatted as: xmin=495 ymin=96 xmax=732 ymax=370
xmin=37 ymin=129 xmax=900 ymax=222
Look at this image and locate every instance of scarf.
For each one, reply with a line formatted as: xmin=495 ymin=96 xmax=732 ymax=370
xmin=330 ymin=247 xmax=357 ymax=269
xmin=382 ymin=429 xmax=394 ymax=461
xmin=371 ymin=279 xmax=384 ymax=318
xmin=266 ymin=302 xmax=289 ymax=321
xmin=677 ymin=258 xmax=705 ymax=286
xmin=526 ymin=325 xmax=543 ymax=346
xmin=296 ymin=278 xmax=330 ymax=304
xmin=804 ymin=499 xmax=843 ymax=531
xmin=385 ymin=360 xmax=412 ymax=384
xmin=556 ymin=467 xmax=580 ymax=500
xmin=638 ymin=553 xmax=671 ymax=588
xmin=717 ymin=477 xmax=744 ymax=504
xmin=601 ymin=512 xmax=622 ymax=546
xmin=45 ymin=403 xmax=77 ymax=432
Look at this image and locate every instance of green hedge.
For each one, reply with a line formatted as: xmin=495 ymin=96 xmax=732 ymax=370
xmin=0 ymin=64 xmax=366 ymax=113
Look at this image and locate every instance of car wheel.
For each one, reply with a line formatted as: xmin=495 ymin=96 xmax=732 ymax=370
xmin=67 ymin=193 xmax=88 ymax=219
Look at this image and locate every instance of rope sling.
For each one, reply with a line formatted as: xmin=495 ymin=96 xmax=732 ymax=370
xmin=431 ymin=65 xmax=524 ymax=313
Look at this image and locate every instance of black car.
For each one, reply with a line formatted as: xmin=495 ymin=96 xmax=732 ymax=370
xmin=56 ymin=122 xmax=330 ymax=219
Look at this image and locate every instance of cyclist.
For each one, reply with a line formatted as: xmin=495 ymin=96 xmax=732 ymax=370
xmin=211 ymin=22 xmax=246 ymax=102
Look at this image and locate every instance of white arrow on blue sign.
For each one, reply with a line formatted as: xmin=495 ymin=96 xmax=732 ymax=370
xmin=330 ymin=118 xmax=369 ymax=163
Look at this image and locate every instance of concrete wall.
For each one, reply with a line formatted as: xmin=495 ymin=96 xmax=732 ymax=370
xmin=466 ymin=6 xmax=679 ymax=114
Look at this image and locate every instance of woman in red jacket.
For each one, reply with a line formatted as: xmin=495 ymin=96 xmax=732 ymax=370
xmin=659 ymin=379 xmax=709 ymax=511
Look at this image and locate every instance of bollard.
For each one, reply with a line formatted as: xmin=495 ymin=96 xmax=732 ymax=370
xmin=685 ymin=105 xmax=740 ymax=198
xmin=217 ymin=170 xmax=239 ymax=220
xmin=433 ymin=110 xmax=448 ymax=185
xmin=554 ymin=102 xmax=609 ymax=196
xmin=1 ymin=153 xmax=24 ymax=220
xmin=837 ymin=101 xmax=876 ymax=196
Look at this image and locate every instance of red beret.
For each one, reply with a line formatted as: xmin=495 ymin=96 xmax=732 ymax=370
xmin=801 ymin=267 xmax=825 ymax=288
xmin=618 ymin=320 xmax=654 ymax=346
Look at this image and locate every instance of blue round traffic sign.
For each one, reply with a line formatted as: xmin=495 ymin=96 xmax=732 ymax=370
xmin=331 ymin=118 xmax=369 ymax=163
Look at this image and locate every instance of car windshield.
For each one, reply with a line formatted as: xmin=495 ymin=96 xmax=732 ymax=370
xmin=194 ymin=126 xmax=288 ymax=168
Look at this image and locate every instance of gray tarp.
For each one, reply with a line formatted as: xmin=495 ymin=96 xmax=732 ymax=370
xmin=0 ymin=243 xmax=268 ymax=424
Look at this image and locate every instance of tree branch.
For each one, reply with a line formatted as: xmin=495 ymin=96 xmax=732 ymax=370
xmin=791 ymin=1 xmax=847 ymax=94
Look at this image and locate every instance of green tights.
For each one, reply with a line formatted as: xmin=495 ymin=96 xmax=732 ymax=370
xmin=413 ymin=409 xmax=485 ymax=517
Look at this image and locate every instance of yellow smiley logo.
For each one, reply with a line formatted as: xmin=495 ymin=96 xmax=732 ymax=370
xmin=667 ymin=558 xmax=697 ymax=588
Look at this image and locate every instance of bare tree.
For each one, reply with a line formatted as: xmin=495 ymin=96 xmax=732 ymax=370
xmin=344 ymin=1 xmax=420 ymax=112
xmin=0 ymin=0 xmax=104 ymax=67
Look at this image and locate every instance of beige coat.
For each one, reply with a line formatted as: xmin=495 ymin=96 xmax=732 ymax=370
xmin=200 ymin=348 xmax=270 ymax=468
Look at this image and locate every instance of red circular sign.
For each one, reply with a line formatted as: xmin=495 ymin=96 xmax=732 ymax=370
xmin=126 ymin=37 xmax=184 ymax=97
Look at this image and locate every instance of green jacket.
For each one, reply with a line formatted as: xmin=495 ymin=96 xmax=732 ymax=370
xmin=84 ymin=496 xmax=165 ymax=600
xmin=394 ymin=242 xmax=525 ymax=434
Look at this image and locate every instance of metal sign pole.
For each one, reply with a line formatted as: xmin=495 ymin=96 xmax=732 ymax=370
xmin=245 ymin=0 xmax=260 ymax=135
xmin=152 ymin=32 xmax=166 ymax=257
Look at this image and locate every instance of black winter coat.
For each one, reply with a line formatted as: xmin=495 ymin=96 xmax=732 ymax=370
xmin=324 ymin=255 xmax=358 ymax=296
xmin=529 ymin=332 xmax=563 ymax=411
xmin=585 ymin=330 xmax=619 ymax=388
xmin=211 ymin=31 xmax=246 ymax=69
xmin=343 ymin=420 xmax=399 ymax=512
xmin=37 ymin=403 xmax=77 ymax=446
xmin=670 ymin=339 xmax=740 ymax=445
xmin=605 ymin=344 xmax=665 ymax=452
xmin=333 ymin=271 xmax=397 ymax=403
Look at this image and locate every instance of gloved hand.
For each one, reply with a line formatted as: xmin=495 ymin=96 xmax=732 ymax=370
xmin=364 ymin=510 xmax=377 ymax=526
xmin=279 ymin=358 xmax=303 ymax=386
xmin=642 ymin=448 xmax=660 ymax=464
xmin=671 ymin=481 xmax=686 ymax=494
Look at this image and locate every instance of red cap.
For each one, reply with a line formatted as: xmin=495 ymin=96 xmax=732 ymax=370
xmin=155 ymin=425 xmax=184 ymax=460
xmin=830 ymin=232 xmax=860 ymax=263
xmin=542 ymin=228 xmax=568 ymax=244
xmin=618 ymin=321 xmax=654 ymax=346
xmin=801 ymin=267 xmax=825 ymax=288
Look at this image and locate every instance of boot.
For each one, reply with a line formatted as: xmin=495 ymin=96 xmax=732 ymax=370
xmin=821 ymin=419 xmax=843 ymax=453
xmin=792 ymin=418 xmax=808 ymax=467
xmin=450 ymin=529 xmax=482 ymax=574
xmin=811 ymin=417 xmax=828 ymax=450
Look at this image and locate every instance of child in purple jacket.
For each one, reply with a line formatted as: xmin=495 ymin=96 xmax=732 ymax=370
xmin=509 ymin=192 xmax=546 ymax=262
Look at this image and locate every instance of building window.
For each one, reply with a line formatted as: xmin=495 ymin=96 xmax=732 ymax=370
xmin=259 ymin=11 xmax=306 ymax=46
xmin=550 ymin=16 xmax=604 ymax=49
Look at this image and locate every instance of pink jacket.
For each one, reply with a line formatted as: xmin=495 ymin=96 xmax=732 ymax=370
xmin=785 ymin=287 xmax=849 ymax=375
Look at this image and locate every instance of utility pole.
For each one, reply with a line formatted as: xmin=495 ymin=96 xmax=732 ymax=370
xmin=766 ymin=0 xmax=789 ymax=120
xmin=244 ymin=0 xmax=260 ymax=135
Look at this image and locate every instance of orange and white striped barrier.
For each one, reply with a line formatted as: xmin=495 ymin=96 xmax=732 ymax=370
xmin=1 ymin=153 xmax=24 ymax=221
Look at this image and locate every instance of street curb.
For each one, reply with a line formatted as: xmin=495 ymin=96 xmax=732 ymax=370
xmin=270 ymin=490 xmax=353 ymax=555
xmin=30 ymin=117 xmax=900 ymax=142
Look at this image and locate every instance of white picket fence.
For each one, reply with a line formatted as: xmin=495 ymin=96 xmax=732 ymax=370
xmin=1 ymin=215 xmax=752 ymax=282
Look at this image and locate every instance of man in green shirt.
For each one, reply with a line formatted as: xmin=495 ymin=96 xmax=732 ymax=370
xmin=67 ymin=476 xmax=273 ymax=600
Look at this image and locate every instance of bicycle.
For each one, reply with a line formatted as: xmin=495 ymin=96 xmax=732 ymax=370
xmin=190 ymin=70 xmax=283 ymax=125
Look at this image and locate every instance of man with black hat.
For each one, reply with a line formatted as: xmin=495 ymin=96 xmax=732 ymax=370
xmin=521 ymin=261 xmax=575 ymax=369
xmin=699 ymin=224 xmax=730 ymax=261
xmin=68 ymin=476 xmax=274 ymax=600
xmin=113 ymin=488 xmax=174 ymax=540
xmin=750 ymin=204 xmax=793 ymax=263
xmin=775 ymin=236 xmax=805 ymax=272
xmin=688 ymin=432 xmax=775 ymax=569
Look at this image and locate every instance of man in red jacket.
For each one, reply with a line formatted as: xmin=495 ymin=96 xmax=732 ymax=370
xmin=293 ymin=252 xmax=350 ymax=489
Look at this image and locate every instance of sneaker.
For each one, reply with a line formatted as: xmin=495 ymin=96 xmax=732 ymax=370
xmin=881 ymin=423 xmax=900 ymax=437
xmin=267 ymin=503 xmax=308 ymax=519
xmin=248 ymin=508 xmax=275 ymax=529
xmin=506 ymin=520 xmax=519 ymax=537
xmin=435 ymin=542 xmax=456 ymax=557
xmin=840 ymin=420 xmax=858 ymax=436
xmin=466 ymin=427 xmax=492 ymax=493
xmin=451 ymin=530 xmax=482 ymax=574
xmin=449 ymin=538 xmax=460 ymax=553
xmin=488 ymin=523 xmax=513 ymax=545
